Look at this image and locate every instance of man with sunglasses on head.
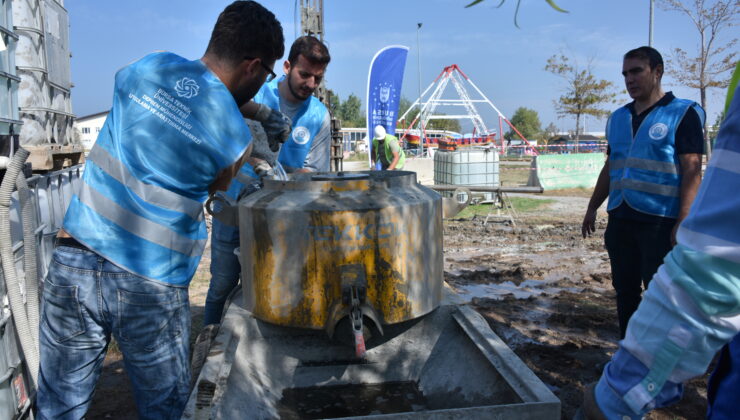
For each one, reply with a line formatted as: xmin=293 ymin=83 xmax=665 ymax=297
xmin=204 ymin=35 xmax=331 ymax=327
xmin=37 ymin=2 xmax=283 ymax=419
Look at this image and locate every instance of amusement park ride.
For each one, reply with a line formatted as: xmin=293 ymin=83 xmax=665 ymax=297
xmin=398 ymin=64 xmax=537 ymax=155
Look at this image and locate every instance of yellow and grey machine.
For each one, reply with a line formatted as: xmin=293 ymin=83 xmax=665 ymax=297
xmin=210 ymin=171 xmax=443 ymax=352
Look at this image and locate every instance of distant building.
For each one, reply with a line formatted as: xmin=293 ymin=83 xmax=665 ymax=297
xmin=73 ymin=111 xmax=108 ymax=152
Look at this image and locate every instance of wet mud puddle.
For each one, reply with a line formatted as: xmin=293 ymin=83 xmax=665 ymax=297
xmin=452 ymin=278 xmax=583 ymax=301
xmin=276 ymin=381 xmax=428 ymax=419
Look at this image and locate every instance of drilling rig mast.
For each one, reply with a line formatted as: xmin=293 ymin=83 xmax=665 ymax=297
xmin=300 ymin=0 xmax=343 ymax=170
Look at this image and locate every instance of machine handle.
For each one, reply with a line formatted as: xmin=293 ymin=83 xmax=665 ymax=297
xmin=205 ymin=192 xmax=239 ymax=227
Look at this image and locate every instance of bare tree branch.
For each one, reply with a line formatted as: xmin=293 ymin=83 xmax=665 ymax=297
xmin=658 ymin=0 xmax=738 ymax=158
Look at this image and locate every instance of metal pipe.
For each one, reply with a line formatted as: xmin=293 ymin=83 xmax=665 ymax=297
xmin=416 ymin=22 xmax=423 ymax=157
xmin=649 ymin=0 xmax=654 ymax=46
xmin=428 ymin=185 xmax=543 ymax=194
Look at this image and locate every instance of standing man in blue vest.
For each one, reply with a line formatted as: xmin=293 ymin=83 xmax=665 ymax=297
xmin=203 ymin=35 xmax=331 ymax=326
xmin=577 ymin=65 xmax=740 ymax=420
xmin=581 ymin=46 xmax=705 ymax=339
xmin=36 ymin=2 xmax=284 ymax=419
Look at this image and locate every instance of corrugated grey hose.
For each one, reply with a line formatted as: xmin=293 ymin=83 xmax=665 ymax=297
xmin=0 ymin=148 xmax=39 ymax=389
xmin=16 ymin=170 xmax=39 ymax=348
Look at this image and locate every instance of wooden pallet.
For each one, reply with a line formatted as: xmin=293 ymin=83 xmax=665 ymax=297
xmin=23 ymin=144 xmax=85 ymax=171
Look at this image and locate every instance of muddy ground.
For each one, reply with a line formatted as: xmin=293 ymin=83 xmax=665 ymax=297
xmin=87 ymin=195 xmax=710 ymax=419
xmin=443 ymin=203 xmax=709 ymax=420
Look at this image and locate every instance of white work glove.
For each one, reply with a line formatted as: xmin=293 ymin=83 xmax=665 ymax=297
xmin=252 ymin=160 xmax=274 ymax=178
xmin=254 ymin=103 xmax=292 ymax=152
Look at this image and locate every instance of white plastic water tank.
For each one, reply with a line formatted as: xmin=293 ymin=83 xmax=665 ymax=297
xmin=433 ymin=146 xmax=500 ymax=187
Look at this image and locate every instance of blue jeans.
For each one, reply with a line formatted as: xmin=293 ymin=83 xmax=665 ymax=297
xmin=203 ymin=181 xmax=260 ymax=325
xmin=38 ymin=245 xmax=191 ymax=420
xmin=203 ymin=219 xmax=241 ymax=325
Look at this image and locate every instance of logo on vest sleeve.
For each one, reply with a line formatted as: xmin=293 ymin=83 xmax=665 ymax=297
xmin=174 ymin=77 xmax=200 ymax=99
xmin=648 ymin=123 xmax=669 ymax=140
xmin=292 ymin=126 xmax=311 ymax=145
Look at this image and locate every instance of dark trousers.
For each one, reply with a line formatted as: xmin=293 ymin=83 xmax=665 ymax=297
xmin=604 ymin=216 xmax=675 ymax=339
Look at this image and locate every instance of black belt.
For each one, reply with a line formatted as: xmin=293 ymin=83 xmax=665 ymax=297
xmin=55 ymin=236 xmax=87 ymax=250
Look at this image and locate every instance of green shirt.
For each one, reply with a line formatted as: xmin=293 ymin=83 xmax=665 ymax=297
xmin=372 ymin=134 xmax=405 ymax=170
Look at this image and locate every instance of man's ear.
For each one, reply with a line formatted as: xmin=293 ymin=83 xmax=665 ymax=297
xmin=283 ymin=59 xmax=291 ymax=75
xmin=244 ymin=58 xmax=261 ymax=77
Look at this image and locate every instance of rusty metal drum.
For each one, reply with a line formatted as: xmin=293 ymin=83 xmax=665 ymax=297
xmin=236 ymin=171 xmax=443 ymax=333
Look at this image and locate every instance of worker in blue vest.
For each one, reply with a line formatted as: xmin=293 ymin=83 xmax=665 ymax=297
xmin=577 ymin=64 xmax=740 ymax=420
xmin=203 ymin=35 xmax=331 ymax=326
xmin=582 ymin=46 xmax=705 ymax=339
xmin=36 ymin=3 xmax=284 ymax=419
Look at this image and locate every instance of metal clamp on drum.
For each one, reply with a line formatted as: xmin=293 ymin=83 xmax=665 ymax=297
xmin=205 ymin=191 xmax=239 ymax=227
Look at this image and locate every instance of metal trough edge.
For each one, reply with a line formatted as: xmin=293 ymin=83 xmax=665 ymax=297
xmin=453 ymin=305 xmax=560 ymax=406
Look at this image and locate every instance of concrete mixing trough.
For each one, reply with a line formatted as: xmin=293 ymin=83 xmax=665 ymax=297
xmin=183 ymin=288 xmax=560 ymax=419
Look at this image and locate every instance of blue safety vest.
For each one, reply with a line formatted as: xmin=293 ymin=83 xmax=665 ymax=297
xmin=227 ymin=75 xmax=328 ymax=199
xmin=606 ymin=98 xmax=705 ymax=218
xmin=64 ymin=52 xmax=251 ymax=285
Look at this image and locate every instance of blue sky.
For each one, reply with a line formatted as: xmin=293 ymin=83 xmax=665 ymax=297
xmin=66 ymin=0 xmax=734 ymax=133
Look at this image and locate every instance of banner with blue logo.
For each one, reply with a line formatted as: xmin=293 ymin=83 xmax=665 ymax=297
xmin=366 ymin=45 xmax=409 ymax=164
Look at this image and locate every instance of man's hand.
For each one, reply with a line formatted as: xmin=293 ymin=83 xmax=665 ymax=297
xmin=254 ymin=104 xmax=292 ymax=152
xmin=582 ymin=161 xmax=610 ymax=238
xmin=582 ymin=208 xmax=598 ymax=238
xmin=245 ymin=157 xmax=273 ymax=178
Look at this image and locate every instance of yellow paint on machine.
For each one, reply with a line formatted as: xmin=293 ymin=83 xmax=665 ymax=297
xmin=250 ymin=208 xmax=414 ymax=329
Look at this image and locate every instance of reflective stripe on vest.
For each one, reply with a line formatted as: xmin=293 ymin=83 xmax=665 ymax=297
xmin=609 ymin=157 xmax=679 ymax=175
xmin=606 ymin=98 xmax=705 ymax=217
xmin=77 ymin=180 xmax=206 ymax=257
xmin=88 ymin=146 xmax=204 ymax=221
xmin=610 ymin=178 xmax=679 ymax=197
xmin=63 ymin=52 xmax=250 ymax=285
xmin=679 ymin=82 xmax=740 ymax=261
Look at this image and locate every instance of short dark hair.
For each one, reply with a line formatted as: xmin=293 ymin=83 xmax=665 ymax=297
xmin=624 ymin=46 xmax=664 ymax=71
xmin=206 ymin=1 xmax=284 ymax=66
xmin=287 ymin=36 xmax=331 ymax=66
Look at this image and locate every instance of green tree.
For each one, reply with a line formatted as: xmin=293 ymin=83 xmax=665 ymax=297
xmin=544 ymin=122 xmax=559 ymax=141
xmin=326 ymin=89 xmax=341 ymax=117
xmin=659 ymin=0 xmax=738 ymax=158
xmin=397 ymin=97 xmax=420 ymax=129
xmin=708 ymin=109 xmax=726 ymax=146
xmin=505 ymin=107 xmax=542 ymax=140
xmin=545 ymin=54 xmax=617 ymax=147
xmin=338 ymin=94 xmax=364 ymax=127
xmin=427 ymin=118 xmax=462 ymax=133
